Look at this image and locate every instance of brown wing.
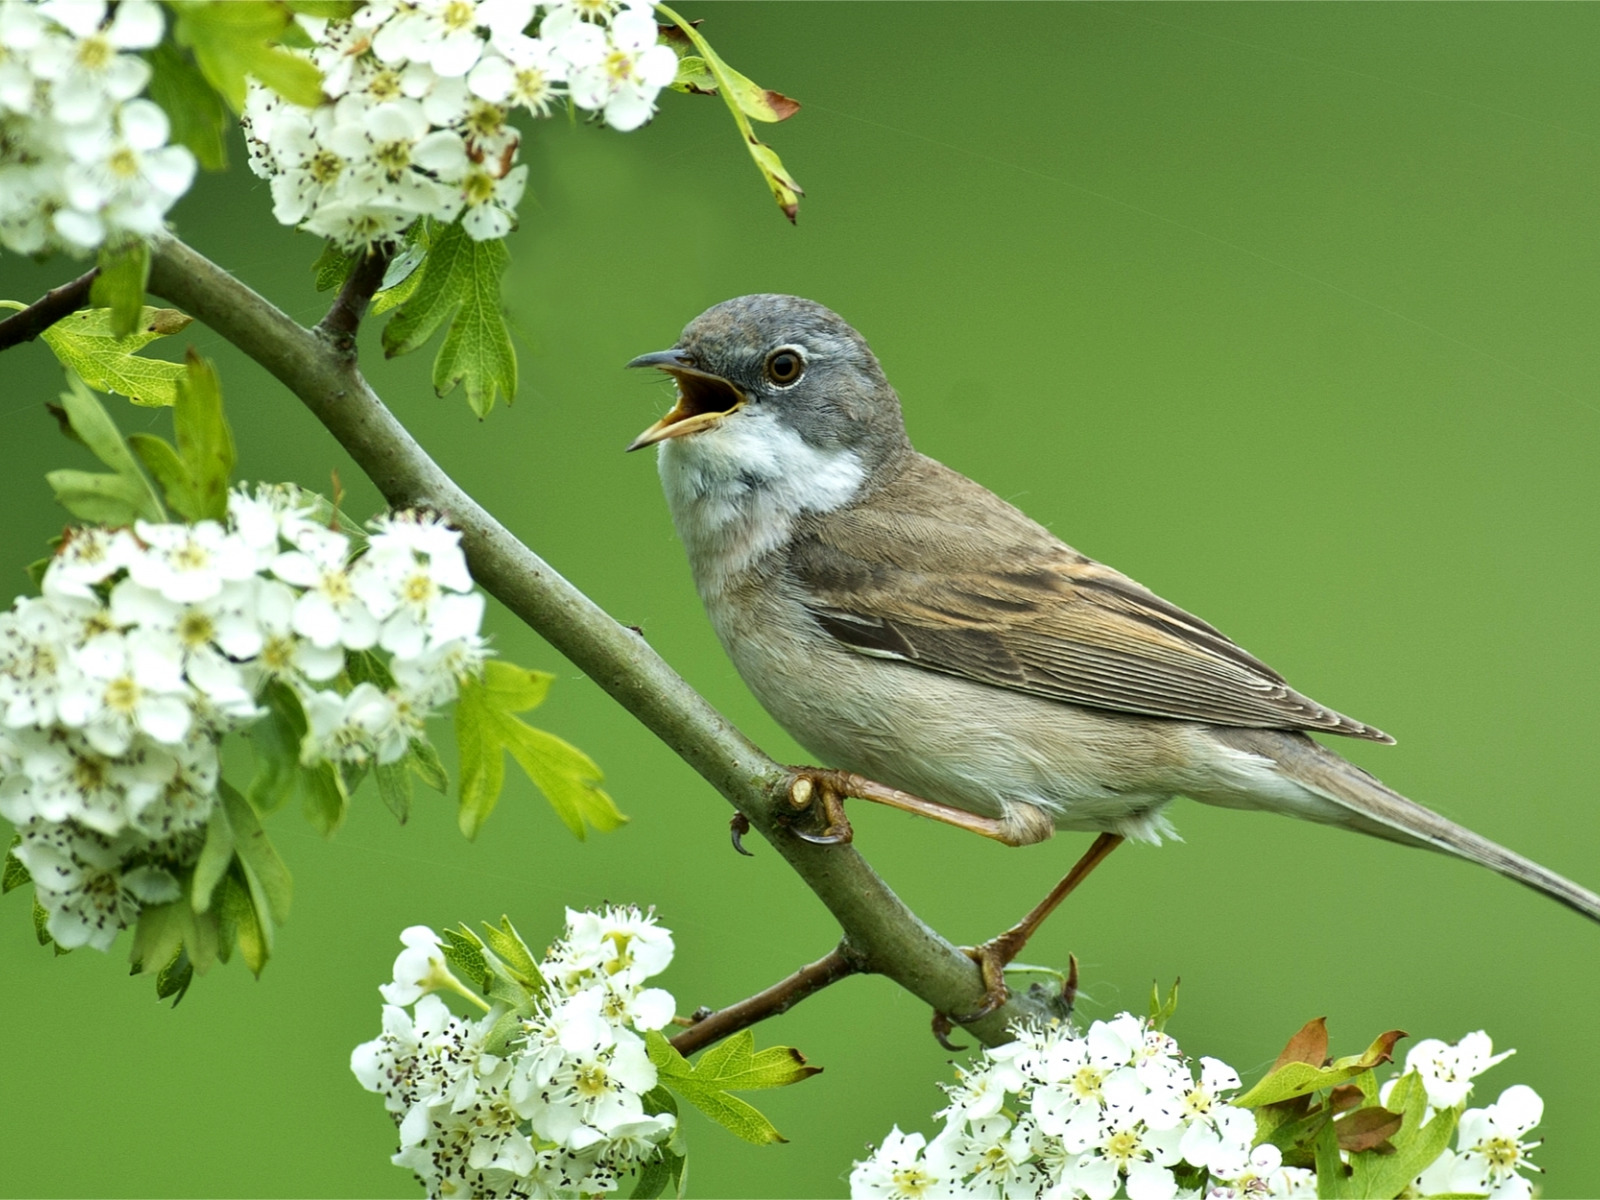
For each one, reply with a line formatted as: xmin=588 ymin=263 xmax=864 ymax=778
xmin=790 ymin=455 xmax=1392 ymax=743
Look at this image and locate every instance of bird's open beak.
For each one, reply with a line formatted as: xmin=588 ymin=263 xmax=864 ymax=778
xmin=625 ymin=349 xmax=748 ymax=451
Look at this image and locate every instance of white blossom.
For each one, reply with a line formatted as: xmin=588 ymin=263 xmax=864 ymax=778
xmin=2 ymin=493 xmax=489 ymax=953
xmin=354 ymin=908 xmax=679 ymax=1197
xmin=0 ymin=0 xmax=194 ymax=255
xmin=1416 ymin=1084 xmax=1543 ymax=1200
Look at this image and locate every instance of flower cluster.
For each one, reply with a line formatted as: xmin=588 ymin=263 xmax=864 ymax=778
xmin=241 ymin=0 xmax=678 ymax=247
xmin=1396 ymin=1034 xmax=1543 ymax=1200
xmin=0 ymin=0 xmax=196 ymax=255
xmin=352 ymin=906 xmax=679 ymax=1198
xmin=852 ymin=1013 xmax=1270 ymax=1200
xmin=2 ymin=488 xmax=487 ymax=950
xmin=854 ymin=1021 xmax=1546 ymax=1200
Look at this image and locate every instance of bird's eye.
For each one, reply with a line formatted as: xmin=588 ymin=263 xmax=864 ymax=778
xmin=764 ymin=347 xmax=804 ymax=386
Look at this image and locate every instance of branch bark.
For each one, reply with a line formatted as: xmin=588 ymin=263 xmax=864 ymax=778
xmin=145 ymin=230 xmax=1064 ymax=1048
xmin=669 ymin=943 xmax=865 ymax=1057
xmin=0 ymin=267 xmax=99 ymax=352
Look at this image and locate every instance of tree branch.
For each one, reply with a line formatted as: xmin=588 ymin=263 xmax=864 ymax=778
xmin=669 ymin=943 xmax=865 ymax=1057
xmin=0 ymin=267 xmax=99 ymax=353
xmin=144 ymin=231 xmax=1065 ymax=1048
xmin=316 ymin=246 xmax=394 ymax=346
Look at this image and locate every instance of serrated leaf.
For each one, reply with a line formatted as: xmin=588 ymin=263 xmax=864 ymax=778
xmin=441 ymin=926 xmax=490 ymax=992
xmin=40 ymin=307 xmax=192 ymax=407
xmin=1352 ymin=1072 xmax=1460 ymax=1199
xmin=452 ymin=662 xmax=623 ymax=839
xmin=90 ymin=239 xmax=151 ymax=339
xmin=130 ymin=901 xmax=188 ymax=980
xmin=646 ymin=1029 xmax=819 ymax=1145
xmin=45 ymin=468 xmax=157 ymax=525
xmin=172 ymin=1 xmax=324 ymax=112
xmin=173 ymin=351 xmax=235 ymax=521
xmin=33 ymin=894 xmax=64 ymax=950
xmin=381 ymin=221 xmax=516 ymax=415
xmin=3 ymin=844 xmax=30 ymax=893
xmin=313 ymin=240 xmax=357 ymax=293
xmin=375 ymin=759 xmax=412 ymax=822
xmin=127 ymin=433 xmax=201 ymax=521
xmin=219 ymin=781 xmax=292 ymax=926
xmin=480 ymin=915 xmax=540 ymax=987
xmin=654 ymin=5 xmax=803 ymax=222
xmin=1237 ymin=1029 xmax=1407 ymax=1109
xmin=370 ymin=222 xmax=432 ymax=315
xmin=54 ymin=373 xmax=165 ymax=514
xmin=145 ymin=42 xmax=230 ymax=170
xmin=191 ymin=802 xmax=235 ymax=913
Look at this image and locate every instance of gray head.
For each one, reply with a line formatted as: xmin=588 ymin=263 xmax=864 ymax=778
xmin=625 ymin=295 xmax=912 ymax=474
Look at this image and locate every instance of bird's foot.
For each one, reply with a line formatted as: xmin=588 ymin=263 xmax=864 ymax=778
xmin=781 ymin=769 xmax=855 ymax=845
xmin=930 ymin=951 xmax=1080 ymax=1047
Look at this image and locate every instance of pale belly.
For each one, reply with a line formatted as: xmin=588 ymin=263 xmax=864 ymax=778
xmin=699 ymin=579 xmax=1231 ymax=843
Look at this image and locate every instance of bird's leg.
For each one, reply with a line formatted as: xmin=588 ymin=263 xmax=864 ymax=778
xmin=783 ymin=768 xmax=1047 ymax=846
xmin=956 ymin=832 xmax=1125 ymax=1022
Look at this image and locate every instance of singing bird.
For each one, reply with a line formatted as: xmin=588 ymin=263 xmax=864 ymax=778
xmin=626 ymin=294 xmax=1600 ymax=1011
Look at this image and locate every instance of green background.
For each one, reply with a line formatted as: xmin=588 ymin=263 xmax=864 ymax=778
xmin=3 ymin=3 xmax=1599 ymax=1195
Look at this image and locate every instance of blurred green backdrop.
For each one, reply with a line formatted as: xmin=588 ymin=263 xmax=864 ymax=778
xmin=4 ymin=3 xmax=1600 ymax=1196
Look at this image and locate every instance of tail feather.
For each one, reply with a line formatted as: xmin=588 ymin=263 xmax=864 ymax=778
xmin=1217 ymin=728 xmax=1600 ymax=925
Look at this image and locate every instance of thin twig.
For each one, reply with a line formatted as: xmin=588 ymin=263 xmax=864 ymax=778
xmin=669 ymin=943 xmax=864 ymax=1056
xmin=316 ymin=246 xmax=395 ymax=346
xmin=0 ymin=268 xmax=99 ymax=353
xmin=144 ymin=230 xmax=1063 ymax=1047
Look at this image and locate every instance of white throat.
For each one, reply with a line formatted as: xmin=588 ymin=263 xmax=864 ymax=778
xmin=657 ymin=407 xmax=866 ymax=598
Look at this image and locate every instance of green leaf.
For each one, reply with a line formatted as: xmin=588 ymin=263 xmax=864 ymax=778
xmin=1313 ymin=1119 xmax=1349 ymax=1200
xmin=668 ymin=54 xmax=717 ymax=95
xmin=1148 ymin=978 xmax=1179 ymax=1031
xmin=154 ymin=945 xmax=195 ymax=1005
xmin=1236 ymin=1029 xmax=1407 ymax=1108
xmin=301 ymin=759 xmax=350 ymax=834
xmin=479 ymin=915 xmax=541 ymax=988
xmin=645 ymin=1030 xmax=820 ymax=1145
xmin=381 ymin=222 xmax=517 ymax=415
xmin=452 ymin=662 xmax=624 ymax=839
xmin=33 ymin=895 xmax=65 ymax=951
xmin=127 ymin=433 xmax=201 ymax=521
xmin=90 ymin=239 xmax=152 ymax=339
xmin=654 ymin=5 xmax=803 ymax=222
xmin=248 ymin=681 xmax=307 ymax=813
xmin=630 ymin=1147 xmax=687 ymax=1199
xmin=131 ymin=901 xmax=188 ymax=980
xmin=441 ymin=926 xmax=490 ymax=992
xmin=1351 ymin=1072 xmax=1460 ymax=1199
xmin=145 ymin=42 xmax=230 ymax=170
xmin=2 ymin=843 xmax=29 ymax=893
xmin=408 ymin=736 xmax=449 ymax=794
xmin=284 ymin=1 xmax=357 ymax=18
xmin=45 ymin=468 xmax=160 ymax=526
xmin=173 ymin=351 xmax=236 ymax=521
xmin=375 ymin=760 xmax=413 ymax=823
xmin=191 ymin=802 xmax=235 ymax=913
xmin=171 ymin=1 xmax=324 ymax=112
xmin=219 ymin=781 xmax=293 ymax=926
xmin=38 ymin=306 xmax=193 ymax=407
xmin=313 ymin=241 xmax=357 ymax=293
xmin=217 ymin=865 xmax=267 ymax=974
xmin=370 ymin=220 xmax=432 ymax=314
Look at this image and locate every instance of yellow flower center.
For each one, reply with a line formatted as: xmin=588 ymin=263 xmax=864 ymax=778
xmin=890 ymin=1166 xmax=936 ymax=1198
xmin=1481 ymin=1136 xmax=1521 ymax=1170
xmin=104 ymin=675 xmax=141 ymax=715
xmin=173 ymin=540 xmax=211 ymax=572
xmin=1071 ymin=1065 xmax=1106 ymax=1100
xmin=177 ymin=611 xmax=215 ymax=648
xmin=443 ymin=0 xmax=476 ymax=32
xmin=1104 ymin=1127 xmax=1141 ymax=1168
xmin=76 ymin=35 xmax=112 ymax=72
xmin=72 ymin=753 xmax=111 ymax=792
xmin=574 ymin=1064 xmax=610 ymax=1100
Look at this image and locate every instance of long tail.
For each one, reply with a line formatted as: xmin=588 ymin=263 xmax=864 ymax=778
xmin=1216 ymin=728 xmax=1600 ymax=924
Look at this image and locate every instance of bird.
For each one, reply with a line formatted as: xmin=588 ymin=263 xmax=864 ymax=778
xmin=625 ymin=293 xmax=1600 ymax=1014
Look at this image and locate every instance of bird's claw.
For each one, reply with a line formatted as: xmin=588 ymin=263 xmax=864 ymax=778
xmin=951 ymin=929 xmax=1033 ymax=1023
xmin=729 ymin=812 xmax=754 ymax=856
xmin=930 ymin=1009 xmax=966 ymax=1052
xmin=782 ymin=771 xmax=855 ymax=845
